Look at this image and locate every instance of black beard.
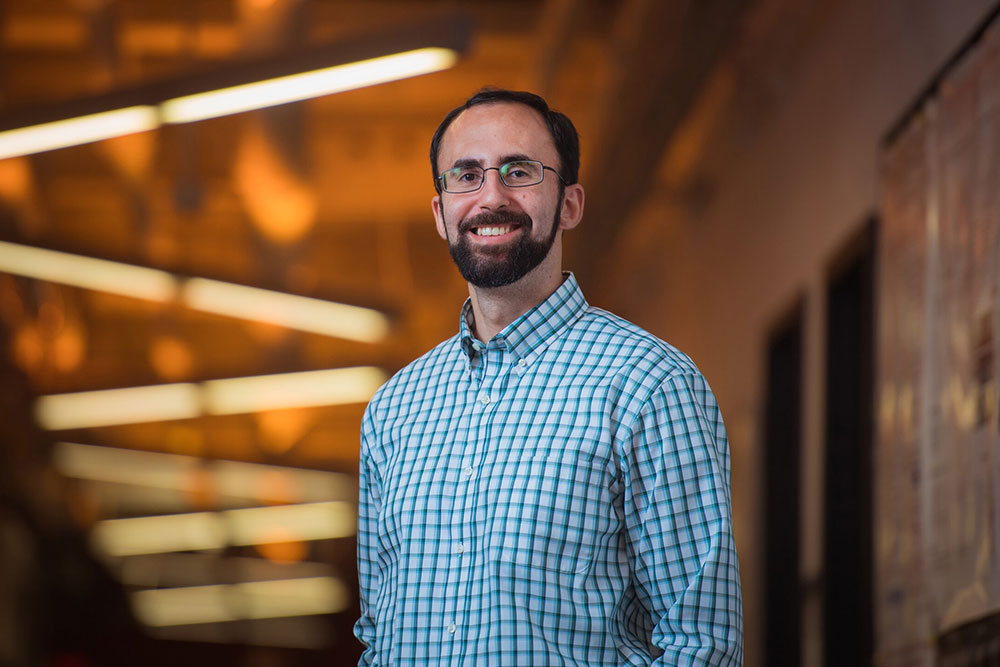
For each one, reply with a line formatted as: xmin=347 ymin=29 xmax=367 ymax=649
xmin=446 ymin=204 xmax=562 ymax=289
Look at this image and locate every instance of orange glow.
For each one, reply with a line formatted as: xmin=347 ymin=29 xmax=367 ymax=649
xmin=99 ymin=129 xmax=157 ymax=184
xmin=254 ymin=522 xmax=309 ymax=564
xmin=0 ymin=157 xmax=34 ymax=205
xmin=234 ymin=121 xmax=317 ymax=244
xmin=52 ymin=323 xmax=86 ymax=373
xmin=256 ymin=536 xmax=308 ymax=564
xmin=12 ymin=324 xmax=43 ymax=372
xmin=256 ymin=408 xmax=315 ymax=455
xmin=149 ymin=335 xmax=195 ymax=381
xmin=240 ymin=0 xmax=280 ymax=12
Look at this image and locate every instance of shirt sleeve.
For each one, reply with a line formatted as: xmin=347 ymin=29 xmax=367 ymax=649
xmin=354 ymin=405 xmax=381 ymax=666
xmin=621 ymin=370 xmax=743 ymax=665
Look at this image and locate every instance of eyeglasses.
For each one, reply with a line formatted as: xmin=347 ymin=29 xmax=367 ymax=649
xmin=437 ymin=160 xmax=566 ymax=194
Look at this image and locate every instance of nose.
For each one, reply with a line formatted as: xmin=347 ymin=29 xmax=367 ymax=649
xmin=476 ymin=168 xmax=511 ymax=210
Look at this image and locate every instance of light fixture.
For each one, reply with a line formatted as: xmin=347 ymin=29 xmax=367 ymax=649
xmin=182 ymin=278 xmax=389 ymax=343
xmin=201 ymin=366 xmax=386 ymax=415
xmin=91 ymin=501 xmax=355 ymax=557
xmin=0 ymin=240 xmax=391 ymax=342
xmin=35 ymin=383 xmax=201 ymax=431
xmin=160 ymin=47 xmax=456 ymax=124
xmin=0 ymin=240 xmax=177 ymax=302
xmin=35 ymin=366 xmax=387 ymax=430
xmin=131 ymin=576 xmax=350 ymax=627
xmin=0 ymin=14 xmax=471 ymax=159
xmin=52 ymin=442 xmax=354 ymax=503
xmin=0 ymin=106 xmax=159 ymax=161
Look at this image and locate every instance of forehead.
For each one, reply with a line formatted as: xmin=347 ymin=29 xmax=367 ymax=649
xmin=437 ymin=102 xmax=558 ymax=167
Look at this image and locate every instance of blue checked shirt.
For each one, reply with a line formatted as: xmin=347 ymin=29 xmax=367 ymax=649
xmin=356 ymin=274 xmax=742 ymax=665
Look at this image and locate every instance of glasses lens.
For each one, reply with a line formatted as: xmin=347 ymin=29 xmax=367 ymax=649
xmin=442 ymin=166 xmax=483 ymax=193
xmin=499 ymin=161 xmax=543 ymax=187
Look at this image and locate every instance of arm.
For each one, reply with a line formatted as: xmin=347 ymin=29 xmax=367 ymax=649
xmin=354 ymin=407 xmax=381 ymax=666
xmin=621 ymin=371 xmax=743 ymax=665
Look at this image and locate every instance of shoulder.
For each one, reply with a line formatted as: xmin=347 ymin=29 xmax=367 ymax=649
xmin=364 ymin=334 xmax=461 ymax=418
xmin=570 ymin=306 xmax=702 ymax=381
xmin=564 ymin=307 xmax=720 ymax=438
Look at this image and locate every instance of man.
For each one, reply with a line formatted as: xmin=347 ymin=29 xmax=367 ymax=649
xmin=355 ymin=88 xmax=742 ymax=665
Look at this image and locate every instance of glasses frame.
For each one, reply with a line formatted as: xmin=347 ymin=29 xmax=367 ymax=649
xmin=437 ymin=159 xmax=567 ymax=194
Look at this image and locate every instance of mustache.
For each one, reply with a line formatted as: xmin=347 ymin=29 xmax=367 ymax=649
xmin=459 ymin=209 xmax=532 ymax=234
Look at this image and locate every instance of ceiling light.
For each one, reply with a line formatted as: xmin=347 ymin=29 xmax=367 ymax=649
xmin=36 ymin=366 xmax=386 ymax=430
xmin=182 ymin=278 xmax=389 ymax=343
xmin=91 ymin=501 xmax=354 ymax=557
xmin=0 ymin=240 xmax=177 ymax=302
xmin=0 ymin=15 xmax=471 ymax=159
xmin=131 ymin=576 xmax=349 ymax=627
xmin=225 ymin=501 xmax=355 ymax=546
xmin=93 ymin=510 xmax=227 ymax=557
xmin=0 ymin=241 xmax=390 ymax=341
xmin=160 ymin=47 xmax=457 ymax=123
xmin=35 ymin=383 xmax=201 ymax=431
xmin=201 ymin=366 xmax=386 ymax=415
xmin=0 ymin=106 xmax=158 ymax=160
xmin=52 ymin=442 xmax=354 ymax=503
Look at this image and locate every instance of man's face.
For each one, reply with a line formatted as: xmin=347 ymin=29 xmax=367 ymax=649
xmin=431 ymin=103 xmax=569 ymax=289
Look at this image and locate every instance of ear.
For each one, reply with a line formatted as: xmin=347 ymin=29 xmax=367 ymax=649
xmin=558 ymin=183 xmax=584 ymax=231
xmin=431 ymin=194 xmax=448 ymax=241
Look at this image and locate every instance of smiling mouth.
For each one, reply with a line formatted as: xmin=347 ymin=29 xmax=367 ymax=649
xmin=473 ymin=225 xmax=516 ymax=237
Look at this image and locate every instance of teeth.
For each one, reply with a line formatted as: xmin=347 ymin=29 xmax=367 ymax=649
xmin=474 ymin=226 xmax=512 ymax=236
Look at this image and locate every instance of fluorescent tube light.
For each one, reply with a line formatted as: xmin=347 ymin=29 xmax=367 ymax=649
xmin=225 ymin=501 xmax=355 ymax=546
xmin=182 ymin=278 xmax=389 ymax=344
xmin=35 ymin=383 xmax=201 ymax=430
xmin=52 ymin=442 xmax=355 ymax=502
xmin=93 ymin=510 xmax=227 ymax=556
xmin=0 ymin=106 xmax=158 ymax=160
xmin=91 ymin=501 xmax=354 ymax=557
xmin=36 ymin=366 xmax=386 ymax=430
xmin=0 ymin=241 xmax=389 ymax=341
xmin=201 ymin=366 xmax=386 ymax=415
xmin=0 ymin=13 xmax=471 ymax=160
xmin=160 ymin=47 xmax=457 ymax=123
xmin=131 ymin=576 xmax=349 ymax=627
xmin=53 ymin=442 xmax=200 ymax=492
xmin=0 ymin=240 xmax=177 ymax=302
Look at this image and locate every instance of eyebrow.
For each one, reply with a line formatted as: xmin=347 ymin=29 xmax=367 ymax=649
xmin=448 ymin=154 xmax=536 ymax=170
xmin=498 ymin=153 xmax=534 ymax=165
xmin=450 ymin=158 xmax=482 ymax=169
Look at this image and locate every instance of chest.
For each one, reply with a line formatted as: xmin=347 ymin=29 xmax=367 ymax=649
xmin=376 ymin=355 xmax=623 ymax=571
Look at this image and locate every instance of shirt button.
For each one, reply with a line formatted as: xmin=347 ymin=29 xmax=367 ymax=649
xmin=448 ymin=623 xmax=457 ymax=634
xmin=463 ymin=466 xmax=474 ymax=478
xmin=478 ymin=391 xmax=490 ymax=405
xmin=455 ymin=543 xmax=465 ymax=554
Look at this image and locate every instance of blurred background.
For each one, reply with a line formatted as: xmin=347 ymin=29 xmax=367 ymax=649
xmin=0 ymin=0 xmax=999 ymax=665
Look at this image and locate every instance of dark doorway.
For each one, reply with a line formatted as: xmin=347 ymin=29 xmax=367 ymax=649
xmin=823 ymin=220 xmax=875 ymax=666
xmin=763 ymin=300 xmax=805 ymax=667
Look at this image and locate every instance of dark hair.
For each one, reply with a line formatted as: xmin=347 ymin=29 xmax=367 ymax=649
xmin=429 ymin=88 xmax=580 ymax=193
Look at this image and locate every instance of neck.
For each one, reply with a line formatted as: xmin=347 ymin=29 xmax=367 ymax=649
xmin=468 ymin=260 xmax=565 ymax=343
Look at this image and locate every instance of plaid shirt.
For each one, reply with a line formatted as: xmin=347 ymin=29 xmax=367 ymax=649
xmin=356 ymin=274 xmax=742 ymax=665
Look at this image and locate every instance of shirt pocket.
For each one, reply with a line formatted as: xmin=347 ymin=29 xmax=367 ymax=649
xmin=494 ymin=452 xmax=613 ymax=574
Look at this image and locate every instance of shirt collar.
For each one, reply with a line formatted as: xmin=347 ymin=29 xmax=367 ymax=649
xmin=458 ymin=272 xmax=588 ymax=360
